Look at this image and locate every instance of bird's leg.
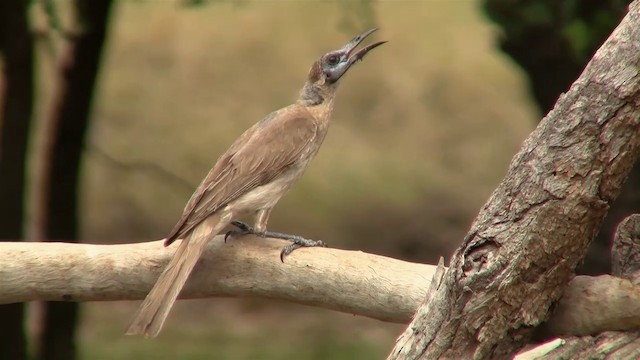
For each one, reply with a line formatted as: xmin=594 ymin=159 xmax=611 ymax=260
xmin=223 ymin=208 xmax=272 ymax=241
xmin=224 ymin=209 xmax=326 ymax=261
xmin=223 ymin=220 xmax=254 ymax=242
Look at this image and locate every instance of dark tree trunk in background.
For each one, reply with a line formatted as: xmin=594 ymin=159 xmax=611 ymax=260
xmin=483 ymin=0 xmax=634 ymax=274
xmin=35 ymin=1 xmax=114 ymax=359
xmin=0 ymin=0 xmax=34 ymax=359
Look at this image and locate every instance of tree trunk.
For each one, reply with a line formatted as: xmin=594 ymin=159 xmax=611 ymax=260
xmin=34 ymin=1 xmax=114 ymax=359
xmin=389 ymin=2 xmax=640 ymax=358
xmin=483 ymin=0 xmax=636 ymax=276
xmin=0 ymin=0 xmax=34 ymax=358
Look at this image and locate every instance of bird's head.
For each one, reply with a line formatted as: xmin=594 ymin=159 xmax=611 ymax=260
xmin=300 ymin=28 xmax=386 ymax=105
xmin=311 ymin=28 xmax=386 ymax=85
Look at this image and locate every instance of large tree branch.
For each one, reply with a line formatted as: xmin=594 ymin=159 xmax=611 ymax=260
xmin=0 ymin=236 xmax=433 ymax=323
xmin=389 ymin=2 xmax=640 ymax=359
xmin=2 ymin=235 xmax=640 ymax=339
xmin=517 ymin=214 xmax=640 ymax=360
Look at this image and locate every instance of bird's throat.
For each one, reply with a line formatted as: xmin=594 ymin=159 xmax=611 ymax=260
xmin=298 ymin=83 xmax=325 ymax=106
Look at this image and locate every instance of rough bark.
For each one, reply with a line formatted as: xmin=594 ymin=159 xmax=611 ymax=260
xmin=1 ymin=237 xmax=640 ymax=339
xmin=33 ymin=1 xmax=114 ymax=359
xmin=611 ymin=214 xmax=640 ymax=283
xmin=0 ymin=0 xmax=34 ymax=358
xmin=484 ymin=0 xmax=637 ymax=277
xmin=389 ymin=2 xmax=640 ymax=359
xmin=515 ymin=334 xmax=640 ymax=360
xmin=516 ymin=214 xmax=640 ymax=359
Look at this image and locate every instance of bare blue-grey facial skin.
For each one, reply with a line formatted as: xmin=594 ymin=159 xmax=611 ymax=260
xmin=321 ymin=28 xmax=386 ymax=84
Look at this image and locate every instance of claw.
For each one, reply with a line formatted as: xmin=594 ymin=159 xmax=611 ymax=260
xmin=280 ymin=244 xmax=300 ymax=262
xmin=279 ymin=238 xmax=327 ymax=262
xmin=231 ymin=220 xmax=252 ymax=232
xmin=224 ymin=222 xmax=326 ymax=260
xmin=224 ymin=220 xmax=254 ymax=243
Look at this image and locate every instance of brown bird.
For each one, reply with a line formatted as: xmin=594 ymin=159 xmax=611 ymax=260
xmin=126 ymin=28 xmax=386 ymax=337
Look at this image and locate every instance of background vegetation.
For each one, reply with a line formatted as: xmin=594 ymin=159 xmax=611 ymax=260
xmin=3 ymin=0 xmax=631 ymax=359
xmin=78 ymin=2 xmax=533 ymax=358
xmin=83 ymin=1 xmax=534 ymax=255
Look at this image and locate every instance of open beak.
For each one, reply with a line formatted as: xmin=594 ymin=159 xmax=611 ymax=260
xmin=323 ymin=28 xmax=386 ymax=83
xmin=341 ymin=28 xmax=387 ymax=66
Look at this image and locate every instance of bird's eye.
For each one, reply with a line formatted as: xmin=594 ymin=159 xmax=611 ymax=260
xmin=327 ymin=55 xmax=339 ymax=66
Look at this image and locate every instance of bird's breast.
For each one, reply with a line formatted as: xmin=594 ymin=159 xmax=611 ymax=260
xmin=229 ymin=158 xmax=311 ymax=213
xmin=229 ymin=114 xmax=329 ymax=215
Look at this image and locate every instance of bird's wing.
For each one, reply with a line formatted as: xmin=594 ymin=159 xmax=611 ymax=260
xmin=164 ymin=104 xmax=318 ymax=244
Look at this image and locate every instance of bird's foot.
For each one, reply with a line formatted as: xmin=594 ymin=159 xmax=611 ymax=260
xmin=224 ymin=221 xmax=326 ymax=261
xmin=224 ymin=220 xmax=258 ymax=242
xmin=262 ymin=231 xmax=327 ymax=262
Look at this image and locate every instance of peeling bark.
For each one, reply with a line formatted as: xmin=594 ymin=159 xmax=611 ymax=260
xmin=516 ymin=333 xmax=640 ymax=360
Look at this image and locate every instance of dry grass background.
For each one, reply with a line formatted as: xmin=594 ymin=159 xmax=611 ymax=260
xmin=34 ymin=0 xmax=538 ymax=358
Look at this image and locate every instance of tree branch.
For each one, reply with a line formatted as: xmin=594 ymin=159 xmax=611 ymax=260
xmin=0 ymin=236 xmax=433 ymax=323
xmin=612 ymin=214 xmax=640 ymax=283
xmin=516 ymin=214 xmax=640 ymax=359
xmin=2 ymin=236 xmax=640 ymax=340
xmin=389 ymin=2 xmax=640 ymax=359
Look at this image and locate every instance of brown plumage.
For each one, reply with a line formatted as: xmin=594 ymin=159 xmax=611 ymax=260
xmin=163 ymin=106 xmax=322 ymax=247
xmin=126 ymin=28 xmax=385 ymax=337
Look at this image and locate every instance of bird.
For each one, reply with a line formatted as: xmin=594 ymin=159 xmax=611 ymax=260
xmin=126 ymin=28 xmax=386 ymax=337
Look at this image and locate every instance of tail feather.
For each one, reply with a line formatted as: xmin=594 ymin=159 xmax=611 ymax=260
xmin=126 ymin=213 xmax=230 ymax=337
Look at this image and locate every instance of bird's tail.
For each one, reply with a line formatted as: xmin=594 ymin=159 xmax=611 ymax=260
xmin=126 ymin=213 xmax=230 ymax=337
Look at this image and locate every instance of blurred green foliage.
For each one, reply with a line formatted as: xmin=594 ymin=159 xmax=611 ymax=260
xmin=484 ymin=0 xmax=630 ymax=110
xmin=485 ymin=0 xmax=628 ymax=61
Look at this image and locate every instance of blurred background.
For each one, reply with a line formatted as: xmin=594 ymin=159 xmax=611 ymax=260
xmin=0 ymin=0 xmax=635 ymax=359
